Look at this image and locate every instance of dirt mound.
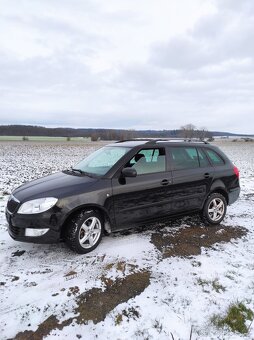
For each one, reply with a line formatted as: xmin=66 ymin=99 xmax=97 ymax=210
xmin=151 ymin=225 xmax=247 ymax=258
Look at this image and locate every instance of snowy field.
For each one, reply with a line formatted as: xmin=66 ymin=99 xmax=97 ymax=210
xmin=0 ymin=140 xmax=253 ymax=340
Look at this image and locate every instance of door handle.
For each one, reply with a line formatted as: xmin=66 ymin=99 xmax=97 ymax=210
xmin=161 ymin=179 xmax=169 ymax=186
xmin=204 ymin=173 xmax=210 ymax=179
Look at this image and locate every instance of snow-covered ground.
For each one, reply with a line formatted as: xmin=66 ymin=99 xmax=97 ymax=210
xmin=0 ymin=141 xmax=253 ymax=340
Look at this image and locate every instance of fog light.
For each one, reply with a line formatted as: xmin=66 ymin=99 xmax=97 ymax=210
xmin=25 ymin=228 xmax=49 ymax=237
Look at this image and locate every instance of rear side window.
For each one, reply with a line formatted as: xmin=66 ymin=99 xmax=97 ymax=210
xmin=171 ymin=147 xmax=199 ymax=170
xmin=206 ymin=149 xmax=225 ymax=166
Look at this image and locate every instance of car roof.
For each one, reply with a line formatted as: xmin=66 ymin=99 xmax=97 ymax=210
xmin=107 ymin=140 xmax=152 ymax=147
xmin=107 ymin=139 xmax=211 ymax=148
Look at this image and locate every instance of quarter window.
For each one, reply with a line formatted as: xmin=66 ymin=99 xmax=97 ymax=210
xmin=206 ymin=149 xmax=225 ymax=166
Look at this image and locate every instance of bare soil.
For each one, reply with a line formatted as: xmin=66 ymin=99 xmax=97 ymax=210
xmin=14 ymin=271 xmax=151 ymax=340
xmin=10 ymin=223 xmax=248 ymax=340
xmin=151 ymin=224 xmax=247 ymax=258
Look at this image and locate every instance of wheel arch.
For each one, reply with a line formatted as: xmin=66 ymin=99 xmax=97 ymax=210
xmin=60 ymin=204 xmax=113 ymax=239
xmin=204 ymin=180 xmax=229 ymax=207
xmin=209 ymin=188 xmax=229 ymax=204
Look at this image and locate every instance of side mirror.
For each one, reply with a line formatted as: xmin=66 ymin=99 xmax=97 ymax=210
xmin=121 ymin=167 xmax=137 ymax=178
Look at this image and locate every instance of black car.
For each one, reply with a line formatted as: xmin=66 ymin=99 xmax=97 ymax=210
xmin=6 ymin=139 xmax=240 ymax=254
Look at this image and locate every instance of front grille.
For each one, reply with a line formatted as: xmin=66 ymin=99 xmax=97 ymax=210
xmin=7 ymin=195 xmax=20 ymax=214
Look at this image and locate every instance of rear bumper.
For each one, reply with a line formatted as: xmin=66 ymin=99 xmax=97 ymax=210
xmin=228 ymin=187 xmax=240 ymax=205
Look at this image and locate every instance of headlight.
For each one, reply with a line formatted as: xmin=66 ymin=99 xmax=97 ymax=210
xmin=18 ymin=197 xmax=58 ymax=214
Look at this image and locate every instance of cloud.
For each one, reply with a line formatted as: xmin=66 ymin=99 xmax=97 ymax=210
xmin=151 ymin=7 xmax=254 ymax=71
xmin=0 ymin=0 xmax=253 ymax=133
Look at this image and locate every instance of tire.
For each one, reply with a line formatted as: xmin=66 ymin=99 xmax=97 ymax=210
xmin=65 ymin=210 xmax=103 ymax=254
xmin=202 ymin=193 xmax=227 ymax=225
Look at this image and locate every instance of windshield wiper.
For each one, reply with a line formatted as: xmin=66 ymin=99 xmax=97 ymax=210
xmin=70 ymin=168 xmax=93 ymax=177
xmin=71 ymin=168 xmax=84 ymax=174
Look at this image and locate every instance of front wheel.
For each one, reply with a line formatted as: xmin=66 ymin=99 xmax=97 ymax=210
xmin=65 ymin=210 xmax=103 ymax=254
xmin=202 ymin=193 xmax=227 ymax=225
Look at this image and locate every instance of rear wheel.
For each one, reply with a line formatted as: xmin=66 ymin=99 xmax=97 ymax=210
xmin=65 ymin=210 xmax=103 ymax=254
xmin=202 ymin=193 xmax=227 ymax=225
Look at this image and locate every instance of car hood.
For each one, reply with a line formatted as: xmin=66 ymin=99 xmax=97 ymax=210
xmin=13 ymin=171 xmax=98 ymax=202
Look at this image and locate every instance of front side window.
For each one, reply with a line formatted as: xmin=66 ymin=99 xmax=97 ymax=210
xmin=74 ymin=146 xmax=130 ymax=175
xmin=171 ymin=147 xmax=199 ymax=170
xmin=126 ymin=148 xmax=166 ymax=175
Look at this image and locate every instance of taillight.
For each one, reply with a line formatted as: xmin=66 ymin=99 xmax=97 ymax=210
xmin=233 ymin=165 xmax=239 ymax=178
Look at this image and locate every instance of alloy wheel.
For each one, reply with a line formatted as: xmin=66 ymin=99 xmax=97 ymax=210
xmin=208 ymin=198 xmax=225 ymax=222
xmin=78 ymin=216 xmax=102 ymax=249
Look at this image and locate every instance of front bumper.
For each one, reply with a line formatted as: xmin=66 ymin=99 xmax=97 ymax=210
xmin=5 ymin=209 xmax=62 ymax=244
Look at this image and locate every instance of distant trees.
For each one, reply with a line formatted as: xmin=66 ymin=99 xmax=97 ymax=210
xmin=91 ymin=133 xmax=99 ymax=141
xmin=90 ymin=129 xmax=136 ymax=141
xmin=197 ymin=126 xmax=209 ymax=140
xmin=180 ymin=124 xmax=212 ymax=140
xmin=0 ymin=124 xmax=215 ymax=141
xmin=180 ymin=124 xmax=196 ymax=139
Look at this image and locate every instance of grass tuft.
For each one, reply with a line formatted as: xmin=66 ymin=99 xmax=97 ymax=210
xmin=115 ymin=313 xmax=123 ymax=325
xmin=212 ymin=302 xmax=254 ymax=334
xmin=197 ymin=277 xmax=226 ymax=293
xmin=212 ymin=279 xmax=226 ymax=293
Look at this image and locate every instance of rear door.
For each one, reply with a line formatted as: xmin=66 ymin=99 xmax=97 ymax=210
xmin=168 ymin=146 xmax=214 ymax=213
xmin=111 ymin=147 xmax=173 ymax=228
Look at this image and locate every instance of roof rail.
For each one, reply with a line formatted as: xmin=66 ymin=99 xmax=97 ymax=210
xmin=115 ymin=138 xmax=153 ymax=143
xmin=115 ymin=138 xmax=209 ymax=144
xmin=146 ymin=139 xmax=209 ymax=144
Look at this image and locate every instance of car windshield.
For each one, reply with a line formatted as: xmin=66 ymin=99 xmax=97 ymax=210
xmin=73 ymin=146 xmax=130 ymax=176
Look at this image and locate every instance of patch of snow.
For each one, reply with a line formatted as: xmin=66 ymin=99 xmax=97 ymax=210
xmin=0 ymin=141 xmax=253 ymax=339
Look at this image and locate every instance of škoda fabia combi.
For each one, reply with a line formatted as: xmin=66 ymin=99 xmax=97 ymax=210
xmin=6 ymin=139 xmax=240 ymax=254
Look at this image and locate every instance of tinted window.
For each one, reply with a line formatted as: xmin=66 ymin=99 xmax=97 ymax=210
xmin=126 ymin=148 xmax=166 ymax=175
xmin=171 ymin=147 xmax=199 ymax=170
xmin=206 ymin=149 xmax=225 ymax=166
xmin=198 ymin=148 xmax=210 ymax=167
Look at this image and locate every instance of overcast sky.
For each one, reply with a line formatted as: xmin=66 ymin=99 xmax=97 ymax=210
xmin=0 ymin=0 xmax=254 ymax=133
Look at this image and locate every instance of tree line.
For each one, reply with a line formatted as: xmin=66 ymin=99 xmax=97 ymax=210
xmin=0 ymin=124 xmax=216 ymax=141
